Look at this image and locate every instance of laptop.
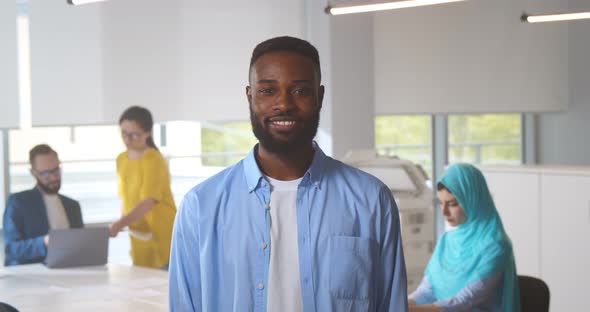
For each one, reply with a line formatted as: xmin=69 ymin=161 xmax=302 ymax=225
xmin=45 ymin=227 xmax=109 ymax=268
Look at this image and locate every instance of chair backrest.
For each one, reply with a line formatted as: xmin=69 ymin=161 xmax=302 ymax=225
xmin=518 ymin=275 xmax=550 ymax=312
xmin=0 ymin=302 xmax=19 ymax=312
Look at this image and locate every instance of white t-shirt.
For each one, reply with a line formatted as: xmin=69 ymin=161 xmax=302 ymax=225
xmin=266 ymin=176 xmax=303 ymax=312
xmin=42 ymin=193 xmax=70 ymax=230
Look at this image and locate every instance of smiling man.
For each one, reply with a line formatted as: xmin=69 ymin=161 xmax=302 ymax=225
xmin=2 ymin=144 xmax=83 ymax=266
xmin=169 ymin=36 xmax=408 ymax=312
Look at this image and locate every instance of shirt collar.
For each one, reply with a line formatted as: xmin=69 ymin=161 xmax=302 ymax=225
xmin=243 ymin=145 xmax=264 ymax=192
xmin=243 ymin=141 xmax=327 ymax=192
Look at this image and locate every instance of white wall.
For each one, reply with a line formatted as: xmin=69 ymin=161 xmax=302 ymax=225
xmin=330 ymin=14 xmax=375 ymax=159
xmin=304 ymin=0 xmax=376 ymax=159
xmin=28 ymin=0 xmax=374 ymax=159
xmin=538 ymin=0 xmax=590 ymax=165
xmin=0 ymin=131 xmax=8 ymax=227
xmin=317 ymin=0 xmax=572 ymax=159
xmin=374 ymin=0 xmax=569 ymax=114
xmin=0 ymin=0 xmax=19 ymax=128
xmin=102 ymin=0 xmax=304 ymax=124
xmin=29 ymin=0 xmax=104 ymax=126
xmin=304 ymin=0 xmax=334 ymax=156
xmin=29 ymin=0 xmax=305 ymax=126
xmin=176 ymin=0 xmax=305 ymax=123
xmin=24 ymin=0 xmax=590 ymax=164
xmin=100 ymin=0 xmax=183 ymax=124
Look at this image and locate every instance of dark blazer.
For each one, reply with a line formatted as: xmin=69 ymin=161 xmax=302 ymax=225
xmin=2 ymin=187 xmax=83 ymax=266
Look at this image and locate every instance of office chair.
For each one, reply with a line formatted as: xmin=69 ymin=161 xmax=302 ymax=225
xmin=0 ymin=302 xmax=19 ymax=312
xmin=518 ymin=275 xmax=550 ymax=312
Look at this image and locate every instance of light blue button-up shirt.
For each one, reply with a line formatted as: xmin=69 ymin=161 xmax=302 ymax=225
xmin=169 ymin=144 xmax=408 ymax=312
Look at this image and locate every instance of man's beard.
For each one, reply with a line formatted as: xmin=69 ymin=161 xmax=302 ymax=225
xmin=36 ymin=178 xmax=61 ymax=195
xmin=250 ymin=106 xmax=320 ymax=157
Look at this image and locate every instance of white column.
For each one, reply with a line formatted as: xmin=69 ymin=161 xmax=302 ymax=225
xmin=0 ymin=0 xmax=19 ymax=128
xmin=305 ymin=1 xmax=375 ymax=159
xmin=330 ymin=14 xmax=375 ymax=159
xmin=0 ymin=130 xmax=9 ymax=226
xmin=304 ymin=0 xmax=334 ymax=156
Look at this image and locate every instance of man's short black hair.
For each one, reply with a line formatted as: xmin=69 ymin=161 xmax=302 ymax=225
xmin=249 ymin=36 xmax=321 ymax=82
xmin=29 ymin=144 xmax=58 ymax=167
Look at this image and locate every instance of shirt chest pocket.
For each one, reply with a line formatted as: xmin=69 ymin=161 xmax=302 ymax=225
xmin=328 ymin=235 xmax=378 ymax=301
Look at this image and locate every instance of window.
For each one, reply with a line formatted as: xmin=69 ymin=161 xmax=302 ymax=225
xmin=163 ymin=121 xmax=204 ymax=205
xmin=9 ymin=125 xmax=126 ymax=223
xmin=448 ymin=114 xmax=521 ymax=165
xmin=6 ymin=121 xmax=256 ymax=265
xmin=9 ymin=121 xmax=258 ymax=223
xmin=164 ymin=121 xmax=255 ymax=205
xmin=375 ymin=115 xmax=433 ymax=178
xmin=200 ymin=121 xmax=257 ymax=167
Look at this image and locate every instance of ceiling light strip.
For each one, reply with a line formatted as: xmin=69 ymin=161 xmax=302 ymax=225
xmin=523 ymin=11 xmax=590 ymax=23
xmin=326 ymin=0 xmax=465 ymax=15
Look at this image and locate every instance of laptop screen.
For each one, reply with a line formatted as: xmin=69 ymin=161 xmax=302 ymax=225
xmin=45 ymin=227 xmax=109 ymax=268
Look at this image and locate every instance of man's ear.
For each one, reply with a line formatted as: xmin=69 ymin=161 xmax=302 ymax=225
xmin=246 ymin=86 xmax=252 ymax=106
xmin=318 ymin=85 xmax=325 ymax=109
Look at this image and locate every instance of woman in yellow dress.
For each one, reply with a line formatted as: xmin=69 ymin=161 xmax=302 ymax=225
xmin=109 ymin=106 xmax=176 ymax=269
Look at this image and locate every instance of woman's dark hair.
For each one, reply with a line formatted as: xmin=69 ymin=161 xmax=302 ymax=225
xmin=119 ymin=106 xmax=159 ymax=151
xmin=437 ymin=182 xmax=449 ymax=192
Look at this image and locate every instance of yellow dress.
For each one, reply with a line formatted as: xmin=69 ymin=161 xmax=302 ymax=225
xmin=116 ymin=148 xmax=176 ymax=268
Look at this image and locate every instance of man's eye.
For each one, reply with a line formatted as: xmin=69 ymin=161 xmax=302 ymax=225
xmin=293 ymin=88 xmax=310 ymax=95
xmin=259 ymin=88 xmax=274 ymax=95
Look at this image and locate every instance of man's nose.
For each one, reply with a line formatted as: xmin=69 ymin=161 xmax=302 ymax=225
xmin=49 ymin=173 xmax=60 ymax=182
xmin=273 ymin=91 xmax=295 ymax=111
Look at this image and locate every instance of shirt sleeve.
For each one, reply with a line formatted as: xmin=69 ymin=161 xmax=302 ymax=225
xmin=2 ymin=195 xmax=47 ymax=265
xmin=409 ymin=277 xmax=437 ymax=305
xmin=376 ymin=185 xmax=409 ymax=312
xmin=434 ymin=272 xmax=503 ymax=312
xmin=169 ymin=192 xmax=202 ymax=312
xmin=139 ymin=152 xmax=165 ymax=202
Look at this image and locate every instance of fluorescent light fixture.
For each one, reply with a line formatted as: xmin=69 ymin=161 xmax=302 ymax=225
xmin=67 ymin=0 xmax=109 ymax=5
xmin=522 ymin=11 xmax=590 ymax=23
xmin=325 ymin=0 xmax=466 ymax=15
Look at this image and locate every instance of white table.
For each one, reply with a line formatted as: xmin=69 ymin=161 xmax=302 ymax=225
xmin=0 ymin=263 xmax=168 ymax=311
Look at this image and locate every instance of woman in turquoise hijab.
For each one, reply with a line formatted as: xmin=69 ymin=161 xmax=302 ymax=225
xmin=408 ymin=163 xmax=520 ymax=312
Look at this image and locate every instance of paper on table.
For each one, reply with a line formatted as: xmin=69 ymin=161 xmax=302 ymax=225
xmin=127 ymin=228 xmax=152 ymax=241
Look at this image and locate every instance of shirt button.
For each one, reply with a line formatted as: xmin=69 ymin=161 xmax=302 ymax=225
xmin=261 ymin=242 xmax=268 ymax=249
xmin=264 ymin=203 xmax=270 ymax=210
xmin=257 ymin=283 xmax=264 ymax=290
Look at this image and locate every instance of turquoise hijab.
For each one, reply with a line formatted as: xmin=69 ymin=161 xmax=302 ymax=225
xmin=425 ymin=163 xmax=520 ymax=311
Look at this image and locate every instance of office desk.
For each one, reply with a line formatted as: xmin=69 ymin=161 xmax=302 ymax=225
xmin=0 ymin=263 xmax=168 ymax=311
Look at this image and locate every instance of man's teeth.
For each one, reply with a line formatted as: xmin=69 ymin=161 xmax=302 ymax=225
xmin=273 ymin=121 xmax=295 ymax=126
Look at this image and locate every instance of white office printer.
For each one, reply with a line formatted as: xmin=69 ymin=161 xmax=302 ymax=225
xmin=341 ymin=150 xmax=435 ymax=292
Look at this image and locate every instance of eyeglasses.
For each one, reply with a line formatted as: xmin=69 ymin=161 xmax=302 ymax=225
xmin=33 ymin=166 xmax=61 ymax=179
xmin=121 ymin=130 xmax=142 ymax=141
